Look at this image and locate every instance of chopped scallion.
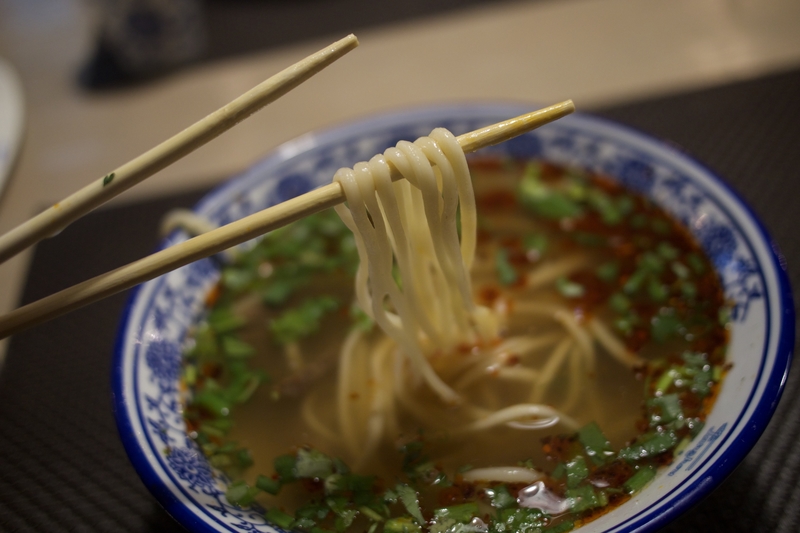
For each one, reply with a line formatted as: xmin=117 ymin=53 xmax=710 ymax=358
xmin=565 ymin=456 xmax=589 ymax=488
xmin=596 ymin=262 xmax=619 ymax=283
xmin=495 ymin=248 xmax=519 ymax=286
xmin=566 ymin=485 xmax=606 ymax=513
xmin=433 ymin=502 xmax=479 ymax=523
xmin=623 ymin=465 xmax=656 ymax=494
xmin=609 ymin=292 xmax=631 ymax=313
xmin=523 ymin=233 xmax=548 ymax=258
xmin=295 ymin=448 xmax=334 ymax=479
xmin=578 ymin=422 xmax=613 ymax=464
xmin=556 ymin=277 xmax=585 ymax=298
xmin=208 ymin=308 xmax=246 ymax=333
xmin=225 ymin=480 xmax=258 ymax=507
xmin=618 ymin=431 xmax=679 ymax=461
xmin=221 ymin=336 xmax=255 ymax=359
xmin=384 ymin=516 xmax=422 ymax=533
xmin=266 ymin=507 xmax=296 ymax=529
xmin=256 ymin=474 xmax=281 ymax=495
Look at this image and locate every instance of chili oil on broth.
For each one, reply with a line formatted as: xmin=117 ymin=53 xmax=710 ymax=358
xmin=227 ymin=174 xmax=641 ymax=473
xmin=181 ymin=156 xmax=727 ymax=526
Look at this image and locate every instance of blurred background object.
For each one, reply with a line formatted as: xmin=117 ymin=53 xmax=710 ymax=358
xmin=0 ymin=56 xmax=25 ymax=200
xmin=80 ymin=0 xmax=206 ymax=88
xmin=78 ymin=0 xmax=531 ymax=88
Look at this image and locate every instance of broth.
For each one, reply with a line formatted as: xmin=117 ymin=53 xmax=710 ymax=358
xmin=180 ymin=157 xmax=728 ymax=532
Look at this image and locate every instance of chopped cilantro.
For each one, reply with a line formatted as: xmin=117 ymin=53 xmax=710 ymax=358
xmin=225 ymin=480 xmax=258 ymax=507
xmin=295 ymin=448 xmax=335 ymax=479
xmin=609 ymin=292 xmax=631 ymax=313
xmin=655 ymin=367 xmax=681 ymax=394
xmin=274 ymin=453 xmax=298 ymax=483
xmin=587 ymin=189 xmax=623 ymax=225
xmin=495 ymin=248 xmax=518 ymax=286
xmin=570 ymin=231 xmax=606 ymax=247
xmin=650 ymin=311 xmax=683 ymax=343
xmin=326 ymin=497 xmax=358 ymax=531
xmin=484 ymin=485 xmax=515 ymax=510
xmin=686 ymin=253 xmax=706 ymax=274
xmin=270 ymin=296 xmax=340 ymax=345
xmin=546 ymin=521 xmax=575 ymax=533
xmin=266 ymin=507 xmax=296 ymax=530
xmin=566 ymin=485 xmax=607 ymax=513
xmin=551 ymin=462 xmax=566 ymax=480
xmin=691 ymin=368 xmax=714 ymax=397
xmin=385 ymin=516 xmax=422 ymax=533
xmin=523 ymin=233 xmax=548 ymax=258
xmin=623 ymin=269 xmax=647 ymax=294
xmin=578 ymin=422 xmax=613 ymax=465
xmin=556 ymin=277 xmax=585 ymax=298
xmin=256 ymin=474 xmax=281 ymax=495
xmin=221 ymin=268 xmax=254 ymax=291
xmin=518 ymin=172 xmax=584 ymax=219
xmin=630 ymin=213 xmax=647 ymax=229
xmin=221 ymin=336 xmax=255 ymax=359
xmin=359 ymin=505 xmax=385 ymax=522
xmin=492 ymin=507 xmax=548 ymax=532
xmin=650 ymin=218 xmax=671 ymax=235
xmin=192 ymin=387 xmax=231 ymax=416
xmin=596 ymin=261 xmax=619 ymax=283
xmin=350 ymin=302 xmax=374 ymax=331
xmin=639 ymin=252 xmax=665 ymax=274
xmin=647 ymin=394 xmax=683 ymax=426
xmin=433 ymin=503 xmax=479 ymax=523
xmin=395 ymin=484 xmax=425 ymax=525
xmin=680 ymin=280 xmax=697 ymax=299
xmin=565 ymin=456 xmax=589 ymax=488
xmin=208 ymin=308 xmax=246 ymax=333
xmin=647 ymin=278 xmax=668 ymax=303
xmin=671 ymin=261 xmax=690 ymax=279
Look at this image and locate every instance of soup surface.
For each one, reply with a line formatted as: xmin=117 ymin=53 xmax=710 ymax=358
xmin=179 ymin=158 xmax=729 ymax=532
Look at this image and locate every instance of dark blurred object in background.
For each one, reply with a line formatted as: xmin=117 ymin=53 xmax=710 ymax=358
xmin=80 ymin=0 xmax=206 ymax=88
xmin=79 ymin=0 xmax=525 ymax=90
xmin=201 ymin=0 xmax=523 ymax=61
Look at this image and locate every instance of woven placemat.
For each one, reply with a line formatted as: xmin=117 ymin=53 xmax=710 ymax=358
xmin=1 ymin=68 xmax=798 ymax=532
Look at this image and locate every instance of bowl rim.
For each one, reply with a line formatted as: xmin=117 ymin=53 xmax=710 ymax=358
xmin=112 ymin=102 xmax=795 ymax=533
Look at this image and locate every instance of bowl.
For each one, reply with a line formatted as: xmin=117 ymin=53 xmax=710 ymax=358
xmin=112 ymin=104 xmax=794 ymax=532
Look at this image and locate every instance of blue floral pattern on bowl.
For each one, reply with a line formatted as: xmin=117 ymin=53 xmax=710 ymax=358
xmin=113 ymin=104 xmax=793 ymax=533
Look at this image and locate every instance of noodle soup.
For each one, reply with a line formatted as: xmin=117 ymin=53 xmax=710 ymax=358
xmin=180 ymin=156 xmax=728 ymax=532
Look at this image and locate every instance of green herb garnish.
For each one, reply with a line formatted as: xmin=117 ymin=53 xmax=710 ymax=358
xmin=495 ymin=248 xmax=518 ymax=286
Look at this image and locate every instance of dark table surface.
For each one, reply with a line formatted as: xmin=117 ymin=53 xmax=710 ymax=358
xmin=1 ymin=67 xmax=798 ymax=532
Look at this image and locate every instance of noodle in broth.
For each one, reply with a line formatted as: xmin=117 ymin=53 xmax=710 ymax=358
xmin=180 ymin=130 xmax=728 ymax=532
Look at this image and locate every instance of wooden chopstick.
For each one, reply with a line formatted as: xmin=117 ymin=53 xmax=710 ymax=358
xmin=0 ymin=100 xmax=574 ymax=339
xmin=0 ymin=34 xmax=360 ymax=265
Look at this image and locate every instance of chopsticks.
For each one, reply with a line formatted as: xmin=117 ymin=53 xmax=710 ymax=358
xmin=0 ymin=100 xmax=575 ymax=339
xmin=0 ymin=34 xmax=360 ymax=265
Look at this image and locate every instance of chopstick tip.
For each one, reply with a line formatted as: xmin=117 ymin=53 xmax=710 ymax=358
xmin=340 ymin=33 xmax=360 ymax=49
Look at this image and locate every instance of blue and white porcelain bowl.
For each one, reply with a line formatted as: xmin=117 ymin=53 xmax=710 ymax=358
xmin=112 ymin=104 xmax=794 ymax=532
